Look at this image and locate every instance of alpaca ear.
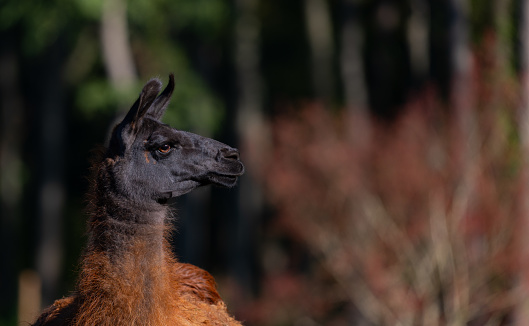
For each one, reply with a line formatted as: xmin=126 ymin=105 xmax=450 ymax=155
xmin=121 ymin=78 xmax=162 ymax=131
xmin=147 ymin=74 xmax=175 ymax=121
xmin=108 ymin=78 xmax=162 ymax=156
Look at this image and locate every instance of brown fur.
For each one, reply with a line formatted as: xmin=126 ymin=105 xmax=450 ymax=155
xmin=34 ymin=257 xmax=239 ymax=325
xmin=34 ymin=164 xmax=241 ymax=325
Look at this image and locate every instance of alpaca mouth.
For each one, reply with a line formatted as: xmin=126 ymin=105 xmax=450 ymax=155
xmin=157 ymin=162 xmax=244 ymax=202
xmin=209 ymin=174 xmax=240 ymax=187
xmin=209 ymin=161 xmax=245 ymax=187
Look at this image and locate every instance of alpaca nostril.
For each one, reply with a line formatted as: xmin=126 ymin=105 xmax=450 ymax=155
xmin=220 ymin=148 xmax=240 ymax=161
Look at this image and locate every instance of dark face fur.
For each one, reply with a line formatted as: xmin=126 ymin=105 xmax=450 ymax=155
xmin=105 ymin=75 xmax=244 ymax=204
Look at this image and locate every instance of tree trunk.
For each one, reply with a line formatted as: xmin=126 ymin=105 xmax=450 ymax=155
xmin=233 ymin=0 xmax=265 ymax=297
xmin=304 ymin=0 xmax=335 ymax=105
xmin=407 ymin=0 xmax=429 ymax=84
xmin=515 ymin=0 xmax=529 ymax=323
xmin=449 ymin=0 xmax=472 ymax=111
xmin=340 ymin=0 xmax=368 ymax=112
xmin=340 ymin=0 xmax=371 ymax=149
xmin=493 ymin=0 xmax=511 ymax=69
xmin=0 ymin=34 xmax=24 ymax=320
xmin=31 ymin=39 xmax=67 ymax=308
xmin=100 ymin=0 xmax=137 ymax=93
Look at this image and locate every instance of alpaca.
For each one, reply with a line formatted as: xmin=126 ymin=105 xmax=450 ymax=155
xmin=33 ymin=75 xmax=245 ymax=326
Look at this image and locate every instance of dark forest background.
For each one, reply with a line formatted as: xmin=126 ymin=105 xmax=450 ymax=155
xmin=2 ymin=0 xmax=529 ymax=325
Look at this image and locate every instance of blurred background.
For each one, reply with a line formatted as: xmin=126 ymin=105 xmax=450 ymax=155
xmin=1 ymin=0 xmax=529 ymax=325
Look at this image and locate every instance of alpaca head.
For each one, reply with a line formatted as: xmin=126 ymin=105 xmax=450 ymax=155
xmin=104 ymin=74 xmax=244 ymax=205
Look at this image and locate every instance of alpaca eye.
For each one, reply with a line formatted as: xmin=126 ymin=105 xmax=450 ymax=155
xmin=158 ymin=144 xmax=171 ymax=154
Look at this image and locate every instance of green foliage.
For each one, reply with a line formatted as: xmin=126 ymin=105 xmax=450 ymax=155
xmin=74 ymin=0 xmax=104 ymax=20
xmin=74 ymin=76 xmax=223 ymax=135
xmin=470 ymin=0 xmax=492 ymax=41
xmin=162 ymin=75 xmax=224 ymax=134
xmin=130 ymin=39 xmax=224 ymax=133
xmin=0 ymin=314 xmax=17 ymax=326
xmin=125 ymin=0 xmax=229 ymax=133
xmin=75 ymin=79 xmax=121 ymax=117
xmin=128 ymin=0 xmax=229 ymax=38
xmin=73 ymin=43 xmax=224 ymax=134
xmin=0 ymin=0 xmax=78 ymax=54
xmin=1 ymin=0 xmax=227 ymax=134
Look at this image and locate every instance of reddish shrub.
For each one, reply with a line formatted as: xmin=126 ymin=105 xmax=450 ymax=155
xmin=245 ymin=89 xmax=521 ymax=324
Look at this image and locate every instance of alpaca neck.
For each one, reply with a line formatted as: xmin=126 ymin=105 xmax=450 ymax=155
xmin=88 ymin=189 xmax=169 ymax=257
xmin=79 ymin=183 xmax=174 ymax=319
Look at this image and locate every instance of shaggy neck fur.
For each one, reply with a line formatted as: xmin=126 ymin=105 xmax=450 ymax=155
xmin=75 ymin=158 xmax=176 ymax=326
